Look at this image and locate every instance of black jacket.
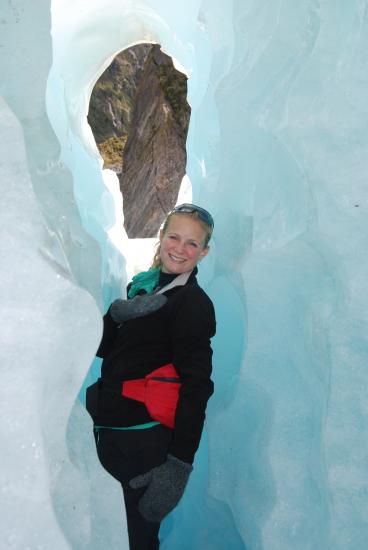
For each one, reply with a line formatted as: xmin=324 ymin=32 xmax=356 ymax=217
xmin=95 ymin=269 xmax=216 ymax=464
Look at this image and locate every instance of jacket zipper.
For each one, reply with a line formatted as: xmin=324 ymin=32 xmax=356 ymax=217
xmin=150 ymin=377 xmax=181 ymax=383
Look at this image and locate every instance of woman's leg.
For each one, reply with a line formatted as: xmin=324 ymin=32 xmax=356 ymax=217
xmin=122 ymin=483 xmax=160 ymax=550
xmin=94 ymin=425 xmax=172 ymax=550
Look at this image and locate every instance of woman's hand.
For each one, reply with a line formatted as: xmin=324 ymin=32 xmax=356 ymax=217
xmin=129 ymin=454 xmax=193 ymax=522
xmin=110 ymin=294 xmax=167 ymax=323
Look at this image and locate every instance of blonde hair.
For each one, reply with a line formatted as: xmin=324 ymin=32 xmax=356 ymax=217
xmin=151 ymin=211 xmax=213 ymax=269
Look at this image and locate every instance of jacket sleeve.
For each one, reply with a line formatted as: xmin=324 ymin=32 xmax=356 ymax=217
xmin=168 ymin=286 xmax=216 ymax=464
xmin=96 ymin=306 xmax=118 ymax=358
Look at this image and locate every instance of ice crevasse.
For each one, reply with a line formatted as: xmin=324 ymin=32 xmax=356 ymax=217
xmin=1 ymin=0 xmax=368 ymax=548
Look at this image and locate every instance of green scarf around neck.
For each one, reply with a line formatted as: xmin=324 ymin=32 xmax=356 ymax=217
xmin=128 ymin=267 xmax=160 ymax=298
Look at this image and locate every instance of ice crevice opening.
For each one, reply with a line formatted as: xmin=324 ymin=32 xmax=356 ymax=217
xmin=1 ymin=0 xmax=368 ymax=549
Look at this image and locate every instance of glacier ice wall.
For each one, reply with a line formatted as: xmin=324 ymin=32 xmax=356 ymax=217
xmin=0 ymin=2 xmax=127 ymax=548
xmin=1 ymin=0 xmax=368 ymax=549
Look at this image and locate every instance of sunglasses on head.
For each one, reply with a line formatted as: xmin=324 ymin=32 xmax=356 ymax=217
xmin=170 ymin=203 xmax=214 ymax=229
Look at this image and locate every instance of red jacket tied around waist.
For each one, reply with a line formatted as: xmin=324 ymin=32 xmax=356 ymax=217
xmin=121 ymin=364 xmax=181 ymax=429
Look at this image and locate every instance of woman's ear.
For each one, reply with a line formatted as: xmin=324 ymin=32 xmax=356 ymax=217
xmin=199 ymin=246 xmax=209 ymax=259
xmin=159 ymin=229 xmax=164 ymax=242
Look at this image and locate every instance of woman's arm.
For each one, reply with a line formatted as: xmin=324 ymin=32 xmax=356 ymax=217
xmin=128 ymin=285 xmax=216 ymax=523
xmin=168 ymin=285 xmax=216 ymax=464
xmin=95 ymin=306 xmax=118 ymax=358
xmin=96 ymin=292 xmax=168 ymax=357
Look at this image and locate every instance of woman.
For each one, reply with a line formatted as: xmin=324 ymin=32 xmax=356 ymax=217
xmin=87 ymin=203 xmax=216 ymax=549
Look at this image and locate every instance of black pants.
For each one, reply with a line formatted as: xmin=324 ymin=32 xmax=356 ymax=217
xmin=94 ymin=424 xmax=173 ymax=550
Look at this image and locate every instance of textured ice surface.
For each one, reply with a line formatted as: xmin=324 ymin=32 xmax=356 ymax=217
xmin=0 ymin=96 xmax=127 ymax=548
xmin=1 ymin=0 xmax=368 ymax=549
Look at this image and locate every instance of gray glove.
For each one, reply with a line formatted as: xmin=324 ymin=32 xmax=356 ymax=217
xmin=110 ymin=294 xmax=167 ymax=323
xmin=129 ymin=454 xmax=193 ymax=522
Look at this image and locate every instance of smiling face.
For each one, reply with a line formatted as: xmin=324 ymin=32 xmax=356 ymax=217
xmin=159 ymin=214 xmax=209 ymax=274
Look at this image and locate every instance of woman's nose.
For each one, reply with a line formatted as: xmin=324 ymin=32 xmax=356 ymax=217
xmin=174 ymin=240 xmax=185 ymax=253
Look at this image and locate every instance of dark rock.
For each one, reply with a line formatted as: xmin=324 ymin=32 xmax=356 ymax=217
xmin=88 ymin=44 xmax=190 ymax=238
xmin=119 ymin=45 xmax=190 ymax=238
xmin=88 ymin=45 xmax=151 ymax=170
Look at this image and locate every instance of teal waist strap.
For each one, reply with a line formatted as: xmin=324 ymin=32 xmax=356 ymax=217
xmin=94 ymin=420 xmax=160 ymax=431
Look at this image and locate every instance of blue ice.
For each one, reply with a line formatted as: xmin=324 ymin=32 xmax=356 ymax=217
xmin=1 ymin=0 xmax=368 ymax=548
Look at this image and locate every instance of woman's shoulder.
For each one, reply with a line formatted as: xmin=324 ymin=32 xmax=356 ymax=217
xmin=171 ymin=280 xmax=215 ymax=318
xmin=173 ymin=282 xmax=215 ymax=337
xmin=183 ymin=280 xmax=213 ymax=304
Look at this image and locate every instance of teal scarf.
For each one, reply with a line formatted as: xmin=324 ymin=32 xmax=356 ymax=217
xmin=128 ymin=267 xmax=160 ymax=298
